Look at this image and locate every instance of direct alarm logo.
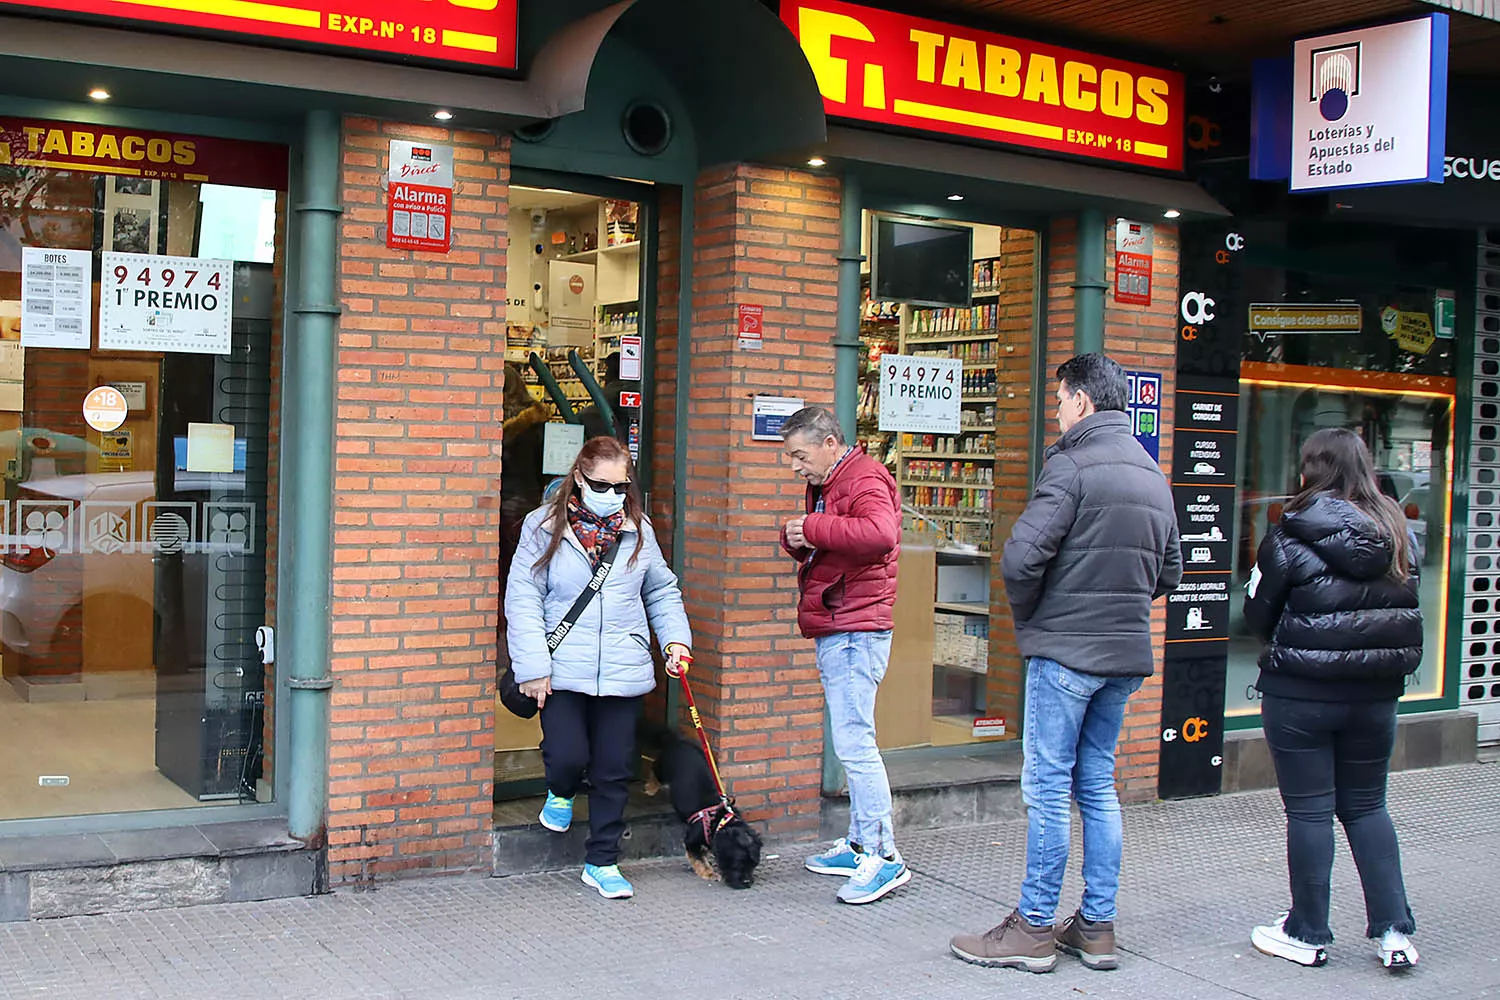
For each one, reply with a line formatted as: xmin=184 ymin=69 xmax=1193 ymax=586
xmin=411 ymin=146 xmax=433 ymax=161
xmin=1310 ymin=41 xmax=1361 ymax=122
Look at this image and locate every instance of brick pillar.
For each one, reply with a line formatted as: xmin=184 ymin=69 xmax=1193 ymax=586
xmin=677 ymin=165 xmax=840 ymax=840
xmin=986 ymin=228 xmax=1040 ymax=729
xmin=327 ymin=118 xmax=507 ymax=881
xmin=1043 ymin=215 xmax=1181 ymax=803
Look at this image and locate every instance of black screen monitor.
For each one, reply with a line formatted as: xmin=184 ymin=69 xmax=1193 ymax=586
xmin=870 ymin=217 xmax=973 ymax=308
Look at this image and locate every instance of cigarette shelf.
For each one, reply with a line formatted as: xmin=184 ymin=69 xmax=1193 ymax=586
xmin=902 ymin=452 xmax=994 ymax=460
xmin=905 ymin=332 xmax=999 ymax=345
xmin=900 ymin=480 xmax=993 ymax=490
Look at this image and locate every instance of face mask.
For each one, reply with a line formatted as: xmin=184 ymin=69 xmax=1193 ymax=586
xmin=581 ymin=484 xmax=626 ymax=518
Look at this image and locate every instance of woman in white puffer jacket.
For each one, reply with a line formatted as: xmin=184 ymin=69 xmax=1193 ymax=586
xmin=505 ymin=434 xmax=691 ymax=900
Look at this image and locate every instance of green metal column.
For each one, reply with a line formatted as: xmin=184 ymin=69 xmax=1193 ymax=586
xmin=833 ymin=172 xmax=863 ymax=443
xmin=1074 ymin=209 xmax=1107 ymax=355
xmin=822 ymin=171 xmax=865 ymax=795
xmin=285 ymin=109 xmax=341 ymax=845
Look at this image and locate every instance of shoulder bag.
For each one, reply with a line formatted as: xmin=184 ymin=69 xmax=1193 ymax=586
xmin=499 ymin=537 xmax=622 ymax=719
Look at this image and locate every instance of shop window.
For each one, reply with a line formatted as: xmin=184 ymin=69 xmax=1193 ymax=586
xmin=857 ymin=212 xmax=1038 ymax=749
xmin=0 ymin=118 xmax=284 ymax=818
xmin=1228 ymin=377 xmax=1454 ymax=719
xmin=495 ymin=185 xmax=646 ymax=796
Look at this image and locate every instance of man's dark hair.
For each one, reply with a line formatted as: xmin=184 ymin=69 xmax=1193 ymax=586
xmin=1056 ymin=353 xmax=1127 ymax=412
xmin=780 ymin=405 xmax=846 ymax=445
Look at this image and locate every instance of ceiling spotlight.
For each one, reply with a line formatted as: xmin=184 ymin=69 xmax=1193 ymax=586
xmin=807 ymin=156 xmax=826 ymax=167
xmin=1163 ymin=209 xmax=1182 ymax=219
xmin=88 ymin=88 xmax=111 ymax=101
xmin=947 ymin=193 xmax=965 ymax=202
xmin=433 ymin=109 xmax=454 ymax=121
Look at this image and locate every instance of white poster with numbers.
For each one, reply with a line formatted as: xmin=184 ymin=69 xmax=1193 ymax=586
xmin=99 ymin=252 xmax=234 ymax=356
xmin=21 ymin=247 xmax=92 ymax=349
xmin=878 ymin=354 xmax=962 ymax=434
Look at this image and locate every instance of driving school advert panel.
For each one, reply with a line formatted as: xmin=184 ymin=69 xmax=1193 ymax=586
xmin=782 ymin=0 xmax=1185 ymax=170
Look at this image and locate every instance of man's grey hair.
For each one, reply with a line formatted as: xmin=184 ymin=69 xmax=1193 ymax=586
xmin=780 ymin=405 xmax=845 ymax=445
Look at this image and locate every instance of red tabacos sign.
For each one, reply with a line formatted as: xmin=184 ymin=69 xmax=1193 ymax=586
xmin=0 ymin=116 xmax=289 ymax=190
xmin=1 ymin=0 xmax=519 ymax=71
xmin=782 ymin=0 xmax=1185 ymax=170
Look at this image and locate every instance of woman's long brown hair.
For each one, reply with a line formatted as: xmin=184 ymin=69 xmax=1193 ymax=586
xmin=532 ymin=434 xmax=645 ymax=572
xmin=1286 ymin=427 xmax=1412 ymax=580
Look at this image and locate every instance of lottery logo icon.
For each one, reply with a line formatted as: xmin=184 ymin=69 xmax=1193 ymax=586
xmin=22 ymin=510 xmax=67 ymax=555
xmin=149 ymin=513 xmax=190 ymax=554
xmin=1310 ymin=43 xmax=1360 ymax=123
xmin=209 ymin=509 xmax=251 ymax=552
xmin=86 ymin=511 xmax=130 ymax=554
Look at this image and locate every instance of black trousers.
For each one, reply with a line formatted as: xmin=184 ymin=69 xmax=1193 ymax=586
xmin=539 ymin=691 xmax=643 ymax=866
xmin=1262 ymin=694 xmax=1415 ymax=943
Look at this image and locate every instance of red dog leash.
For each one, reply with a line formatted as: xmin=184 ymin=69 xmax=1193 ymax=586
xmin=666 ymin=647 xmax=731 ymax=809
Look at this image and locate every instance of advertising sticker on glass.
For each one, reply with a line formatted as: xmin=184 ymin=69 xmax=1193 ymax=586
xmin=878 ymin=354 xmax=961 ymax=434
xmin=99 ymin=252 xmax=234 ymax=356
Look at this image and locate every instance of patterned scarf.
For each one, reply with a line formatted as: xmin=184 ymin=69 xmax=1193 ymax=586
xmin=567 ymin=493 xmax=625 ymax=567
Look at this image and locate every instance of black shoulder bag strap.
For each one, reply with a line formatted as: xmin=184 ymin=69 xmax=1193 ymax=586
xmin=546 ymin=537 xmax=622 ymax=652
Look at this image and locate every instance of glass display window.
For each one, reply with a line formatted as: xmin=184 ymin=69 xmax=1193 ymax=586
xmin=0 ymin=115 xmax=286 ymax=818
xmin=858 ymin=211 xmax=1039 ymax=750
xmin=1227 ymin=369 xmax=1455 ymax=719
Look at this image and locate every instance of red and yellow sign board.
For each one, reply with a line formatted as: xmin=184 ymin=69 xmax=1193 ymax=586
xmin=781 ymin=0 xmax=1185 ymax=170
xmin=0 ymin=0 xmax=518 ymax=71
xmin=0 ymin=117 xmax=289 ymax=190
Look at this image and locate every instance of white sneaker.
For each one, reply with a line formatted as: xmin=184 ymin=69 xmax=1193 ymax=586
xmin=1378 ymin=929 xmax=1418 ymax=970
xmin=1251 ymin=914 xmax=1329 ymax=967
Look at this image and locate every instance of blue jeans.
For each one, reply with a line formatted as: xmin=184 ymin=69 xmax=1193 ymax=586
xmin=817 ymin=630 xmax=895 ymax=856
xmin=1018 ymin=656 xmax=1143 ymax=926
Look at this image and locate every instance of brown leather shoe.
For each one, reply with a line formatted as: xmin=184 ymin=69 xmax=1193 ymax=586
xmin=950 ymin=910 xmax=1057 ymax=973
xmin=1055 ymin=910 xmax=1119 ymax=970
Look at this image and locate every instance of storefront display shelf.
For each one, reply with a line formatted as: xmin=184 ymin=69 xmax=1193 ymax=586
xmin=934 ymin=660 xmax=989 ymax=676
xmin=935 ymin=601 xmax=989 ymax=616
xmin=906 ymin=332 xmax=998 ymax=345
xmin=561 ymin=240 xmax=640 ymax=263
xmin=936 ymin=546 xmax=988 ymax=559
xmin=902 ymin=451 xmax=994 ymax=460
xmin=916 ymin=511 xmax=992 ymax=524
xmin=900 ymin=480 xmax=993 ymax=490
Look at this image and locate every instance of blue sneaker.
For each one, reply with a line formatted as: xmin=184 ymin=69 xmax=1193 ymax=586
xmin=804 ymin=838 xmax=866 ymax=876
xmin=836 ymin=852 xmax=911 ymax=905
xmin=582 ymin=864 xmax=635 ymax=899
xmin=538 ymin=792 xmax=573 ymax=833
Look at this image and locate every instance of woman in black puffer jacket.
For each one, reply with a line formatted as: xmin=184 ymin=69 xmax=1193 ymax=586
xmin=1243 ymin=428 xmax=1423 ymax=972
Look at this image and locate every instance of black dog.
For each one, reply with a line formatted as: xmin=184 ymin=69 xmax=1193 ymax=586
xmin=641 ymin=724 xmax=762 ymax=889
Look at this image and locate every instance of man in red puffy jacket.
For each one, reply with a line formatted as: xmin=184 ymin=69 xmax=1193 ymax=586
xmin=779 ymin=406 xmax=908 ymax=906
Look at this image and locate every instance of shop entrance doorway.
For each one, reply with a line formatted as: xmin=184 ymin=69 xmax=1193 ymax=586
xmin=495 ymin=177 xmax=655 ymax=807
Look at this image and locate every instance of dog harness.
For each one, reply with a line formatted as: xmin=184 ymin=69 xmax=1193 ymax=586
xmin=687 ymin=803 xmax=737 ymax=844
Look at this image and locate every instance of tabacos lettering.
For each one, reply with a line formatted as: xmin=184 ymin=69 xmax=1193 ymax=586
xmin=13 ymin=127 xmax=196 ymax=166
xmin=785 ymin=0 xmax=1182 ymax=167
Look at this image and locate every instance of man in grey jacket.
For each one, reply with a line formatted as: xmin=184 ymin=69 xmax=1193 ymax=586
xmin=951 ymin=353 xmax=1181 ymax=974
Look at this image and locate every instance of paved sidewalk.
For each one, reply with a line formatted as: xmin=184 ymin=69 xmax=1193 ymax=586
xmin=0 ymin=763 xmax=1496 ymax=999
